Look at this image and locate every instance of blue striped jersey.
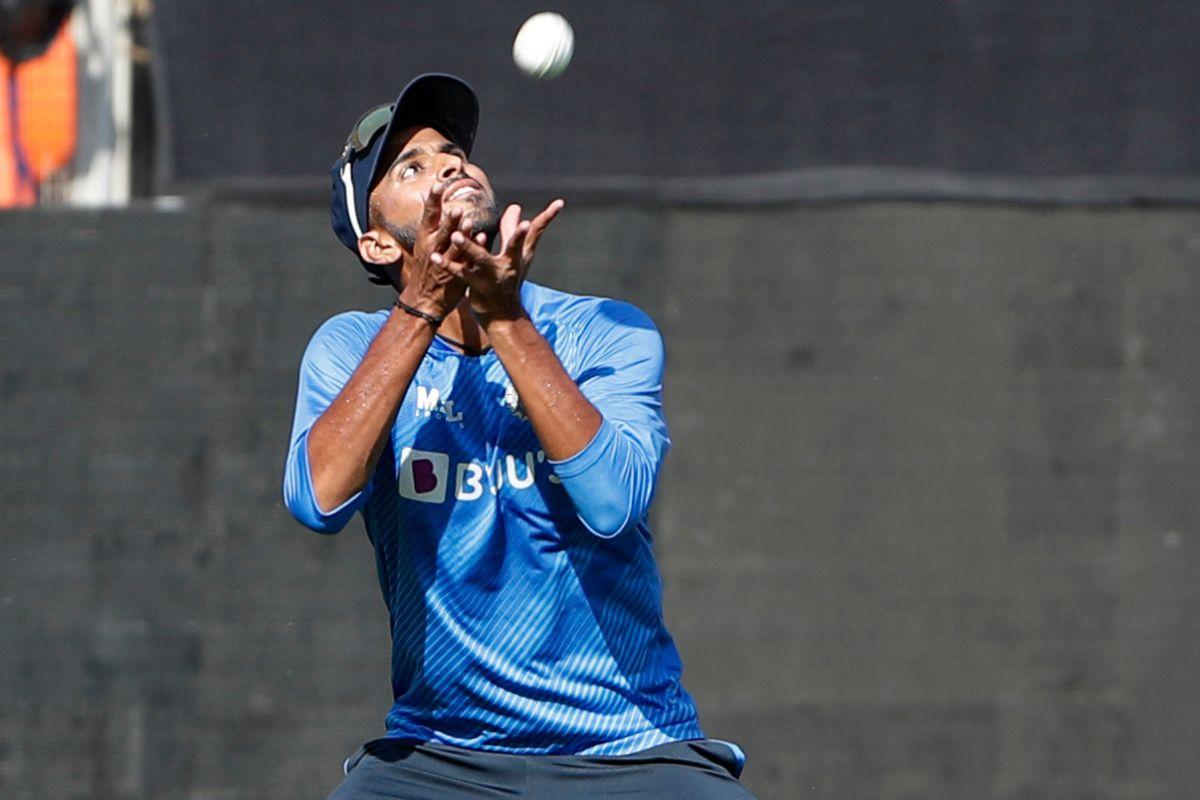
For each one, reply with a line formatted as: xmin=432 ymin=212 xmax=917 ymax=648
xmin=283 ymin=281 xmax=704 ymax=755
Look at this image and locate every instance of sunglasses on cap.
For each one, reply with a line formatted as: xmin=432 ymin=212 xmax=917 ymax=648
xmin=341 ymin=103 xmax=394 ymax=162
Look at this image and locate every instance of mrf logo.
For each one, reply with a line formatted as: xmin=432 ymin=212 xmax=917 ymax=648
xmin=398 ymin=448 xmax=449 ymax=503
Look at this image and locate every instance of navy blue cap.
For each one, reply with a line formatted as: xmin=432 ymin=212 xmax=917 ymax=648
xmin=331 ymin=73 xmax=479 ymax=283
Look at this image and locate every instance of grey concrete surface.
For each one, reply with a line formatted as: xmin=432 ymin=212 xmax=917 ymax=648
xmin=1 ymin=202 xmax=1198 ymax=799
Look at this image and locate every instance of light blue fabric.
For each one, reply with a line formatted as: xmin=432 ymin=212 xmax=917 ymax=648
xmin=282 ymin=281 xmax=703 ymax=755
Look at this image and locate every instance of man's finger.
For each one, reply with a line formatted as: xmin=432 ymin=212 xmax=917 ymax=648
xmin=440 ymin=218 xmax=474 ymax=264
xmin=439 ymin=256 xmax=489 ymax=292
xmin=498 ymin=204 xmax=522 ymax=251
xmin=431 ymin=207 xmax=463 ymax=253
xmin=505 ymin=220 xmax=531 ymax=264
xmin=507 ymin=222 xmax=532 ymax=280
xmin=421 ymin=182 xmax=446 ymax=231
xmin=451 ymin=230 xmax=501 ymax=270
xmin=524 ymin=198 xmax=564 ymax=253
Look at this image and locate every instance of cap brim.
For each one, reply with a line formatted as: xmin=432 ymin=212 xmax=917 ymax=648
xmin=365 ymin=73 xmax=479 ymax=193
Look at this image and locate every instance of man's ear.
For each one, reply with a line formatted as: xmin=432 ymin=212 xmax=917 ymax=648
xmin=357 ymin=229 xmax=405 ymax=266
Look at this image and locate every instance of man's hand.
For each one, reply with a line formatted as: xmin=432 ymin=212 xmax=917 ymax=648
xmin=397 ymin=182 xmax=473 ymax=318
xmin=435 ymin=199 xmax=564 ymax=326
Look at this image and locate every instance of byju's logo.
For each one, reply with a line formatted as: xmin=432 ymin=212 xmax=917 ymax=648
xmin=398 ymin=448 xmax=449 ymax=503
xmin=396 ymin=447 xmax=561 ymax=504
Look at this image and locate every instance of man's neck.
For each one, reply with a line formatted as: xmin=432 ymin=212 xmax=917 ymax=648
xmin=436 ymin=299 xmax=490 ymax=354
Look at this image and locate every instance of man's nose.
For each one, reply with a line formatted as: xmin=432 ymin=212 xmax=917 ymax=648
xmin=436 ymin=153 xmax=465 ymax=181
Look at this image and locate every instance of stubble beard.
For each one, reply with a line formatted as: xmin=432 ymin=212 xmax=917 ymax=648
xmin=451 ymin=192 xmax=501 ymax=246
xmin=384 ymin=192 xmax=501 ymax=252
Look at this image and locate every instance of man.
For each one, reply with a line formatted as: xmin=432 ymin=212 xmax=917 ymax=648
xmin=283 ymin=73 xmax=755 ymax=799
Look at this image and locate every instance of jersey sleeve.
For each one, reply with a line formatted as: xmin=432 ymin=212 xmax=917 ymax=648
xmin=549 ymin=300 xmax=671 ymax=538
xmin=282 ymin=313 xmax=377 ymax=533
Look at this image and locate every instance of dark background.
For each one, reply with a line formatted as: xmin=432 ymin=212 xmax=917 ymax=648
xmin=4 ymin=1 xmax=1200 ymax=798
xmin=155 ymin=0 xmax=1200 ymax=191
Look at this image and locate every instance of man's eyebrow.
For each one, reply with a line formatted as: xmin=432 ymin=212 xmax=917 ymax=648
xmin=389 ymin=141 xmax=465 ymax=170
xmin=391 ymin=146 xmax=423 ymax=167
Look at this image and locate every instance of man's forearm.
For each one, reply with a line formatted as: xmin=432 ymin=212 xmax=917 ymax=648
xmin=306 ymin=308 xmax=435 ymax=511
xmin=485 ymin=316 xmax=602 ymax=460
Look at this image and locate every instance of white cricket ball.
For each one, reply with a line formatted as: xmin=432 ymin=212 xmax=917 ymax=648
xmin=512 ymin=12 xmax=574 ymax=80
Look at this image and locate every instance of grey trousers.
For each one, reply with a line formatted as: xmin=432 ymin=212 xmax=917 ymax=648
xmin=326 ymin=738 xmax=759 ymax=799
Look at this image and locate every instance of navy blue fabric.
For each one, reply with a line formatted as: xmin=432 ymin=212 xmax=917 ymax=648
xmin=327 ymin=739 xmax=758 ymax=800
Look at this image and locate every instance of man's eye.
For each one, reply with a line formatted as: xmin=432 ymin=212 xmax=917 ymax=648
xmin=400 ymin=163 xmax=419 ymax=179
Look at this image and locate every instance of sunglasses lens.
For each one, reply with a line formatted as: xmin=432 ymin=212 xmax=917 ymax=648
xmin=347 ymin=104 xmax=393 ymax=155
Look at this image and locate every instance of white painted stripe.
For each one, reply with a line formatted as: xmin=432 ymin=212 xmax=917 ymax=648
xmin=340 ymin=162 xmax=363 ymax=239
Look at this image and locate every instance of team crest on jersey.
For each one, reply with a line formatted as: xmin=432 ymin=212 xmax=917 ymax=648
xmin=501 ymin=383 xmax=528 ymax=420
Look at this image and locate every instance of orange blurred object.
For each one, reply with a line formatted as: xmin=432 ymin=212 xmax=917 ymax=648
xmin=1 ymin=20 xmax=77 ymax=206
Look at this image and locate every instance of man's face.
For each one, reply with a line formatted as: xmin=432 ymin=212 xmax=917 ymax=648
xmin=365 ymin=125 xmax=498 ymax=261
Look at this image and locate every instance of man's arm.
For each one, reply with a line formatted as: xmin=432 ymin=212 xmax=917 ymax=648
xmin=447 ymin=202 xmax=669 ymax=536
xmin=484 ymin=316 xmax=602 ymax=460
xmin=284 ymin=190 xmax=468 ymax=528
xmin=444 ymin=200 xmax=602 ymax=461
xmin=485 ymin=308 xmax=669 ymax=538
xmin=303 ymin=310 xmax=436 ymax=513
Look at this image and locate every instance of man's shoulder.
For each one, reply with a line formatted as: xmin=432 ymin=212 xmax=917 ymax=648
xmin=304 ymin=308 xmax=389 ymax=358
xmin=525 ymin=282 xmax=659 ymax=338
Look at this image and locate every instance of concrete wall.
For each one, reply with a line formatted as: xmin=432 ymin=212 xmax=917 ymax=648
xmin=2 ymin=201 xmax=1198 ymax=799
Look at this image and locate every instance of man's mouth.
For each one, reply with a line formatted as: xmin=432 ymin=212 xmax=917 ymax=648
xmin=444 ymin=178 xmax=482 ymax=202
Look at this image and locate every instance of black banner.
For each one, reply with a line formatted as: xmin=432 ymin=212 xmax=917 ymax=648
xmin=154 ymin=1 xmax=1200 ymax=193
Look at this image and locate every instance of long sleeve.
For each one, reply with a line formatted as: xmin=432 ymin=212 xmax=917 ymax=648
xmin=549 ymin=300 xmax=670 ymax=538
xmin=282 ymin=313 xmax=377 ymax=533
